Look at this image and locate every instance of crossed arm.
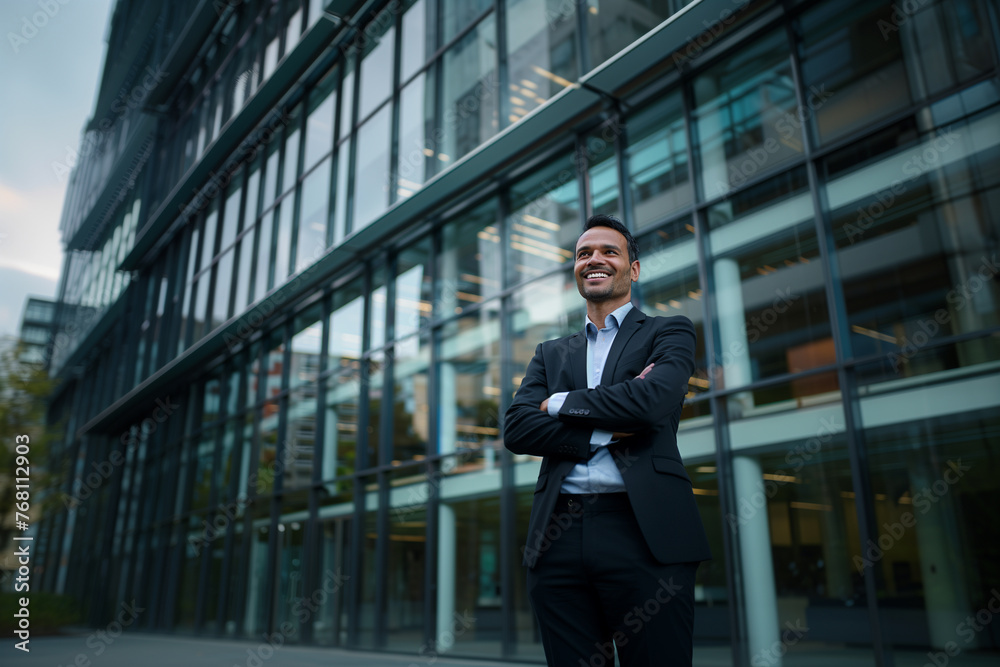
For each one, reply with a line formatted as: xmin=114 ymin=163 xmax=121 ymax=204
xmin=503 ymin=318 xmax=696 ymax=459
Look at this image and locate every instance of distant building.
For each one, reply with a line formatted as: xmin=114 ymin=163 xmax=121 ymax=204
xmin=40 ymin=0 xmax=1000 ymax=665
xmin=18 ymin=297 xmax=55 ymax=365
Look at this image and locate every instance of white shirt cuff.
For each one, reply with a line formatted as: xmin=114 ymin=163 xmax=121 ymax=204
xmin=546 ymin=392 xmax=568 ymax=417
xmin=590 ymin=429 xmax=613 ymax=446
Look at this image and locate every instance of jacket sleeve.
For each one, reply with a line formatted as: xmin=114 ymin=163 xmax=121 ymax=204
xmin=503 ymin=343 xmax=593 ymax=460
xmin=555 ymin=317 xmax=695 ymax=433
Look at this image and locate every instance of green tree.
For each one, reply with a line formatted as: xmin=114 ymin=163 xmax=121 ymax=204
xmin=0 ymin=342 xmax=62 ymax=550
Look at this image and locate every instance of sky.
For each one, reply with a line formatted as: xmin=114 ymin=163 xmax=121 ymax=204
xmin=0 ymin=0 xmax=114 ymax=338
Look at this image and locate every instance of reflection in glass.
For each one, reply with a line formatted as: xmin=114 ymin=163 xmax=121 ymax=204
xmin=357 ymin=10 xmax=395 ymax=122
xmin=352 ymin=106 xmax=392 ymax=232
xmin=255 ymin=216 xmax=274 ymax=297
xmin=505 ymin=0 xmax=578 ymax=119
xmin=400 ymin=0 xmax=435 ymax=83
xmin=637 ymin=219 xmax=707 ymax=392
xmin=866 ymin=407 xmax=1000 ymax=657
xmin=396 ymin=237 xmax=433 ymax=338
xmin=397 ymin=71 xmax=436 ymax=195
xmin=708 ymin=170 xmax=831 ymax=403
xmin=585 ymin=0 xmax=684 ymax=68
xmin=391 ymin=335 xmax=430 ymax=462
xmin=437 ymin=310 xmax=501 ymax=475
xmin=386 ymin=505 xmax=425 ymax=649
xmin=693 ymin=30 xmax=802 ymax=199
xmin=627 ymin=92 xmax=692 ymax=230
xmin=274 ymin=203 xmax=293 ymax=285
xmin=441 ymin=14 xmax=497 ymax=166
xmin=290 ymin=305 xmax=323 ymax=389
xmin=585 ymin=122 xmax=621 ymax=217
xmin=297 ymin=158 xmax=331 ymax=273
xmin=304 ymin=67 xmax=337 ymax=169
xmin=438 ymin=201 xmax=502 ymax=315
xmin=506 ymin=153 xmax=580 ymax=285
xmin=824 ymin=107 xmax=1000 ymax=376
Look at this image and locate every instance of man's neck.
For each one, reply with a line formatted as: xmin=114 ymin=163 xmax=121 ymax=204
xmin=587 ymin=295 xmax=631 ymax=329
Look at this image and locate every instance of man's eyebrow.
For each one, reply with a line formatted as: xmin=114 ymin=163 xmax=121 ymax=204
xmin=576 ymin=243 xmax=623 ymax=252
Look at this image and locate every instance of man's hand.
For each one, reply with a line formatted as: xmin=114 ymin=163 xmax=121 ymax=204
xmin=539 ymin=397 xmax=549 ymax=412
xmin=611 ymin=364 xmax=655 ymax=438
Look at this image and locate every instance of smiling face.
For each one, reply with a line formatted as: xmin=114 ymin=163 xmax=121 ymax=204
xmin=574 ymin=226 xmax=640 ymax=305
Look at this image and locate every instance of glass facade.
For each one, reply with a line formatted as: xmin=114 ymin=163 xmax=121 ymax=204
xmin=43 ymin=0 xmax=1000 ymax=666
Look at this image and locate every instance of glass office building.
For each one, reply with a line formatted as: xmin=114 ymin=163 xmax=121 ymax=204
xmin=41 ymin=0 xmax=1000 ymax=665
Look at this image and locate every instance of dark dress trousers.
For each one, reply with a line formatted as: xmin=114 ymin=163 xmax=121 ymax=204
xmin=504 ymin=309 xmax=711 ymax=666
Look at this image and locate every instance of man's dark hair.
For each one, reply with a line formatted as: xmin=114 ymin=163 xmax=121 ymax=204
xmin=583 ymin=214 xmax=639 ymax=264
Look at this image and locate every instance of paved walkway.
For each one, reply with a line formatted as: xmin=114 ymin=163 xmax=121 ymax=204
xmin=8 ymin=632 xmax=520 ymax=667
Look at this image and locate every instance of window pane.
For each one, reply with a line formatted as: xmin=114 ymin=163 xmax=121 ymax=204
xmin=628 ymin=92 xmax=692 ymax=230
xmin=505 ymin=0 xmax=578 ymax=117
xmin=285 ymin=386 xmax=317 ymax=488
xmin=357 ymin=10 xmax=395 ymax=121
xmin=332 ymin=137 xmax=351 ymax=246
xmin=437 ymin=309 xmax=502 ymax=474
xmin=281 ymin=107 xmax=301 ymax=196
xmin=256 ymin=216 xmax=275 ymax=297
xmin=213 ymin=247 xmax=234 ymax=327
xmin=234 ymin=227 xmax=255 ymax=309
xmin=824 ymin=107 xmax=1000 ymax=375
xmin=708 ymin=169 xmax=832 ymax=398
xmin=304 ymin=68 xmax=337 ymax=169
xmin=396 ymin=71 xmax=436 ymax=196
xmin=297 ymin=158 xmax=331 ymax=273
xmin=693 ymin=30 xmax=802 ymax=199
xmin=637 ymin=218 xmax=708 ymax=393
xmin=370 ymin=265 xmax=388 ymax=351
xmin=351 ymin=106 xmax=392 ymax=232
xmin=399 ymin=0 xmax=435 ymax=83
xmin=262 ymin=138 xmax=281 ymax=212
xmin=441 ymin=13 xmax=497 ymax=166
xmin=395 ymin=237 xmax=433 ymax=339
xmin=864 ymin=407 xmax=1000 ymax=659
xmin=798 ymin=0 xmax=997 ymax=146
xmin=290 ymin=304 xmax=323 ymax=389
xmin=391 ymin=334 xmax=430 ymax=462
xmin=509 ymin=271 xmax=587 ymax=392
xmin=220 ymin=178 xmax=242 ymax=251
xmin=274 ymin=203 xmax=293 ymax=285
xmin=585 ymin=0 xmax=686 ymax=68
xmin=585 ymin=121 xmax=621 ymax=217
xmin=438 ymin=200 xmax=502 ymax=315
xmin=201 ymin=203 xmax=219 ymax=269
xmin=506 ymin=153 xmax=580 ymax=285
xmin=442 ymin=0 xmax=490 ymax=43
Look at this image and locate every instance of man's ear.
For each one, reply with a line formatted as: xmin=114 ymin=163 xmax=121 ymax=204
xmin=631 ymin=260 xmax=640 ymax=282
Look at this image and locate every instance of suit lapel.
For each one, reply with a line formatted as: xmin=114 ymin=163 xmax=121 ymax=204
xmin=600 ymin=307 xmax=645 ymax=386
xmin=568 ymin=332 xmax=588 ymax=390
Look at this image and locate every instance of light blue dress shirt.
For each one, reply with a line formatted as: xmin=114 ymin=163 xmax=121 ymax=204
xmin=546 ymin=301 xmax=633 ymax=494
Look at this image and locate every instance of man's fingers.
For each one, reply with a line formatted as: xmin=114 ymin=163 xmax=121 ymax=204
xmin=539 ymin=398 xmax=549 ymax=412
xmin=636 ymin=363 xmax=654 ymax=379
xmin=612 ymin=432 xmax=634 ymax=439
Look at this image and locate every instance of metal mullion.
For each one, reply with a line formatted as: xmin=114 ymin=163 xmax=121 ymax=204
xmin=388 ymin=6 xmax=403 ymax=208
xmin=575 ymin=0 xmax=591 ymax=76
xmin=423 ymin=230 xmax=441 ymax=651
xmin=374 ymin=252 xmax=398 ymax=648
xmin=495 ymin=0 xmax=511 ymax=132
xmin=496 ymin=189 xmax=518 ymax=658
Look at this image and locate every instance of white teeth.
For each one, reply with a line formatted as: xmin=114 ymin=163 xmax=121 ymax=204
xmin=587 ymin=272 xmax=610 ymax=278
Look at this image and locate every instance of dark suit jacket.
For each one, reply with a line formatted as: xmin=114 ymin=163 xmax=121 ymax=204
xmin=504 ymin=307 xmax=711 ymax=569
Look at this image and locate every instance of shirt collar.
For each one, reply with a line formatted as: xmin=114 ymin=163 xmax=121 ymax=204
xmin=585 ymin=301 xmax=634 ymax=337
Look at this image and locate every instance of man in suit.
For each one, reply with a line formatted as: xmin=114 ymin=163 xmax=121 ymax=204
xmin=504 ymin=214 xmax=711 ymax=666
